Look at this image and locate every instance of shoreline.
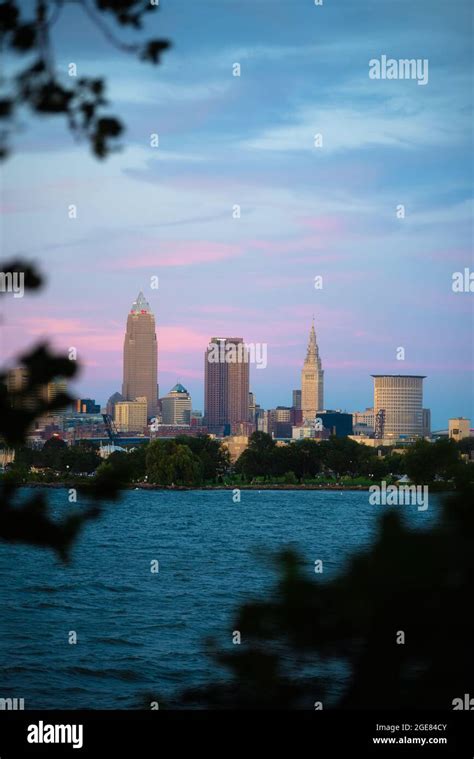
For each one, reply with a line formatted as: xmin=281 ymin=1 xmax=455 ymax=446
xmin=20 ymin=481 xmax=372 ymax=491
xmin=17 ymin=482 xmax=454 ymax=492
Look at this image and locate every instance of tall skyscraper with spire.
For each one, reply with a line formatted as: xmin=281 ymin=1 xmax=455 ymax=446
xmin=301 ymin=319 xmax=324 ymax=421
xmin=122 ymin=292 xmax=158 ymax=418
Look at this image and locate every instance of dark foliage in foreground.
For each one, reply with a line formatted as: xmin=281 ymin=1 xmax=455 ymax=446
xmin=178 ymin=478 xmax=473 ymax=709
xmin=0 ymin=0 xmax=170 ymax=159
xmin=0 ymin=260 xmax=121 ymax=560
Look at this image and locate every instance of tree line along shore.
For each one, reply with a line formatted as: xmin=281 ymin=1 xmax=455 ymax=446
xmin=2 ymin=432 xmax=473 ymax=490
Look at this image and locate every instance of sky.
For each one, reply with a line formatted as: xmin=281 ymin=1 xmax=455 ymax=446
xmin=1 ymin=0 xmax=473 ymax=430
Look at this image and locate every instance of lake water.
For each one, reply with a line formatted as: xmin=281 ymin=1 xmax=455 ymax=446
xmin=0 ymin=488 xmax=440 ymax=709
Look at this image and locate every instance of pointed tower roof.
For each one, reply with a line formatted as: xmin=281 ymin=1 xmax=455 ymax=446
xmin=305 ymin=318 xmax=319 ymax=362
xmin=130 ymin=291 xmax=152 ymax=314
xmin=170 ymin=383 xmax=188 ymax=394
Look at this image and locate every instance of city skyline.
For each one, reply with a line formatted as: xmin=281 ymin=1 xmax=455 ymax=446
xmin=0 ymin=0 xmax=472 ymax=429
xmin=2 ymin=285 xmax=470 ymax=431
xmin=0 ymin=0 xmax=473 ymax=736
xmin=97 ymin=291 xmax=432 ymax=438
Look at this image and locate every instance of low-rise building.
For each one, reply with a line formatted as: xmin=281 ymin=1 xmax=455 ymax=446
xmin=318 ymin=410 xmax=353 ymax=438
xmin=74 ymin=398 xmax=101 ymax=414
xmin=114 ymin=397 xmax=148 ymax=433
xmin=292 ymin=420 xmax=329 ymax=440
xmin=222 ymin=435 xmax=249 ymax=463
xmin=352 ymin=408 xmax=375 ymax=435
xmin=449 ymin=417 xmax=471 ymax=441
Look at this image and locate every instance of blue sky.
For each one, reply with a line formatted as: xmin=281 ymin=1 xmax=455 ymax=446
xmin=1 ymin=0 xmax=473 ymax=429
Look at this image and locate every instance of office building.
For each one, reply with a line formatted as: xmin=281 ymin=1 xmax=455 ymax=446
xmin=352 ymin=408 xmax=375 ymax=436
xmin=75 ymin=398 xmax=100 ymax=414
xmin=249 ymin=392 xmax=257 ymax=424
xmin=106 ymin=392 xmax=124 ymax=418
xmin=122 ymin=292 xmax=158 ymax=417
xmin=422 ymin=408 xmax=431 ymax=437
xmin=292 ymin=389 xmax=301 ymax=410
xmin=301 ymin=319 xmax=324 ymax=421
xmin=204 ymin=337 xmax=249 ymax=434
xmin=372 ymin=375 xmax=425 ymax=440
xmin=318 ymin=410 xmax=353 ymax=438
xmin=114 ymin=397 xmax=148 ymax=433
xmin=161 ymin=383 xmax=192 ymax=426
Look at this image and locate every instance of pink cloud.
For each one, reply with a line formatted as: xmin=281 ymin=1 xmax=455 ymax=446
xmin=251 ymin=237 xmax=324 ymax=254
xmin=11 ymin=317 xmax=123 ymax=354
xmin=297 ymin=216 xmax=346 ymax=234
xmin=110 ymin=240 xmax=242 ymax=269
xmin=0 ymin=202 xmax=20 ymax=214
xmin=158 ymin=325 xmax=211 ymax=353
xmin=193 ymin=304 xmax=243 ymax=314
xmin=21 ymin=317 xmax=89 ymax=336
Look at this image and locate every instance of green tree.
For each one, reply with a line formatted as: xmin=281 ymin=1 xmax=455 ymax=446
xmin=457 ymin=436 xmax=474 ymax=456
xmin=234 ymin=432 xmax=276 ymax=480
xmin=320 ymin=437 xmax=370 ymax=479
xmin=384 ymin=452 xmax=406 ymax=477
xmin=271 ymin=444 xmax=296 ymax=478
xmin=291 ymin=439 xmax=323 ymax=480
xmin=175 ymin=435 xmax=229 ymax=482
xmin=146 ymin=440 xmax=202 ymax=486
xmin=405 ymin=438 xmax=460 ymax=484
xmin=101 ymin=445 xmax=149 ymax=484
xmin=40 ymin=435 xmax=67 ymax=469
xmin=63 ymin=440 xmax=101 ymax=474
xmin=10 ymin=444 xmax=36 ymax=469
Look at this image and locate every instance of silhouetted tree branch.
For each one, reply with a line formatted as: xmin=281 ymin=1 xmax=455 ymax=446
xmin=0 ymin=0 xmax=171 ymax=159
xmin=0 ymin=259 xmax=122 ymax=560
xmin=178 ymin=478 xmax=474 ymax=709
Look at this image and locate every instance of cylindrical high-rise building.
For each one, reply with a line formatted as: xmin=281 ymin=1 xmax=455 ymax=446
xmin=372 ymin=375 xmax=425 ymax=440
xmin=122 ymin=292 xmax=158 ymax=418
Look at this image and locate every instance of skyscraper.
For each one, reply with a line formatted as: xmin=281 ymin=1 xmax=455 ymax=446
xmin=122 ymin=292 xmax=158 ymax=418
xmin=292 ymin=389 xmax=302 ymax=410
xmin=301 ymin=319 xmax=324 ymax=421
xmin=248 ymin=391 xmax=256 ymax=424
xmin=161 ymin=383 xmax=192 ymax=425
xmin=204 ymin=337 xmax=250 ymax=434
xmin=372 ymin=375 xmax=425 ymax=440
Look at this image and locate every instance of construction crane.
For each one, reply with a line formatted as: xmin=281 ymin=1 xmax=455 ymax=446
xmin=102 ymin=413 xmax=119 ymax=445
xmin=374 ymin=408 xmax=385 ymax=439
